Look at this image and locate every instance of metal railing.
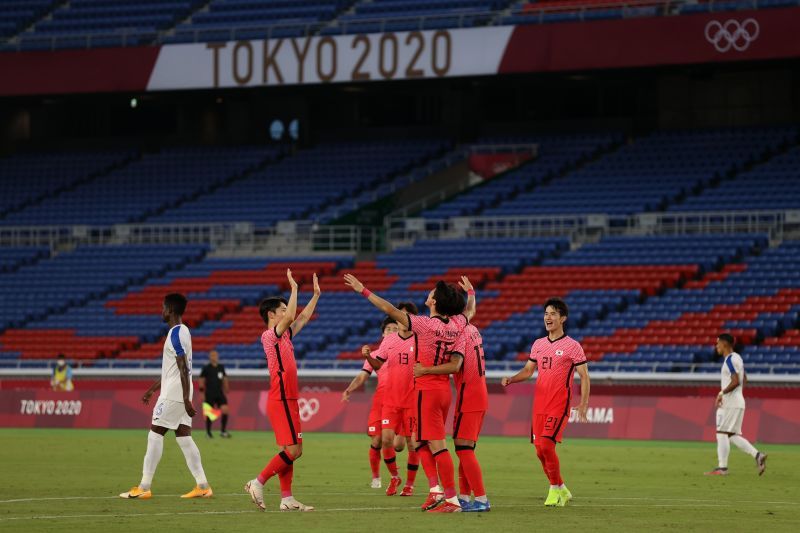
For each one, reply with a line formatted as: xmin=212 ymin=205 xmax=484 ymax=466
xmin=3 ymin=360 xmax=798 ymax=383
xmin=0 ymin=222 xmax=383 ymax=253
xmin=385 ymin=210 xmax=799 ymax=245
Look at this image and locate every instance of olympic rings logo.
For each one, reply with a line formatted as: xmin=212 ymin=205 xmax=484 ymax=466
xmin=298 ymin=397 xmax=320 ymax=422
xmin=705 ymin=19 xmax=760 ymax=53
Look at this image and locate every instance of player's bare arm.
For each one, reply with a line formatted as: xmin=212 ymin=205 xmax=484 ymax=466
xmin=276 ymin=269 xmax=299 ymax=337
xmin=575 ymin=363 xmax=591 ymax=423
xmin=341 ymin=371 xmax=369 ymax=402
xmin=459 ymin=276 xmax=476 ymax=321
xmin=344 ymin=273 xmax=408 ymax=327
xmin=223 ymin=375 xmax=229 ymax=395
xmin=197 ymin=376 xmax=205 ymax=394
xmin=362 ymin=345 xmax=384 ymax=371
xmin=176 ymin=356 xmax=195 ymax=417
xmin=291 ymin=273 xmax=321 ymax=337
xmin=501 ymin=359 xmax=537 ymax=386
xmin=716 ymin=372 xmax=740 ymax=407
xmin=142 ymin=379 xmax=161 ymax=404
xmin=414 ymin=354 xmax=463 ymax=377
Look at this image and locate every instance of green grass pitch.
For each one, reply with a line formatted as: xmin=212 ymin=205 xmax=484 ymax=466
xmin=1 ymin=428 xmax=798 ymax=532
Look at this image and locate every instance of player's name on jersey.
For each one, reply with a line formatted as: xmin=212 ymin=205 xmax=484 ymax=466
xmin=569 ymin=407 xmax=613 ymax=424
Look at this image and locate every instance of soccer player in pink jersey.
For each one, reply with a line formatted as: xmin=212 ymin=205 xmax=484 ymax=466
xmin=344 ymin=273 xmax=475 ymax=513
xmin=362 ymin=302 xmax=421 ymax=497
xmin=502 ymin=297 xmax=590 ymax=507
xmin=342 ymin=316 xmax=399 ymax=489
xmin=419 ymin=277 xmax=490 ymax=512
xmin=245 ymin=269 xmax=320 ymax=512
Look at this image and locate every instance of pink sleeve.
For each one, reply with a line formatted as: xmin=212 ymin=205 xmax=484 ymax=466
xmin=450 ymin=331 xmax=467 ymax=358
xmin=571 ymin=342 xmax=587 ymax=364
xmin=408 ymin=314 xmax=430 ymax=336
xmin=361 ymin=358 xmax=373 ymax=374
xmin=261 ymin=329 xmax=275 ymax=349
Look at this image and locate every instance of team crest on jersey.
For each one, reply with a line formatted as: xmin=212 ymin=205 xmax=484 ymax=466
xmin=555 ymin=350 xmax=564 ymax=356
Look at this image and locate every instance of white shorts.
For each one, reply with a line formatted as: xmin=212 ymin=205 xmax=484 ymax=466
xmin=716 ymin=407 xmax=744 ymax=434
xmin=152 ymin=397 xmax=192 ymax=430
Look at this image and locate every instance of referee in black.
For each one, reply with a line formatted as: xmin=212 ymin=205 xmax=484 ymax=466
xmin=199 ymin=350 xmax=231 ymax=438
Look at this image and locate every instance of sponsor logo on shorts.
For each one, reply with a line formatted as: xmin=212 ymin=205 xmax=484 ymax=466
xmin=297 ymin=432 xmax=303 ymax=439
xmin=155 ymin=403 xmax=164 ymax=416
xmin=368 ymin=426 xmax=376 ymax=432
xmin=382 ymin=419 xmax=390 ymax=424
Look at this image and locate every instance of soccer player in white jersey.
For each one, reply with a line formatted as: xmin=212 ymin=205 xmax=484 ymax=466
xmin=120 ymin=293 xmax=212 ymax=499
xmin=705 ymin=333 xmax=767 ymax=476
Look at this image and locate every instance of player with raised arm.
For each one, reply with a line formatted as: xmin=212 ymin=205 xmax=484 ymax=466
xmin=426 ymin=277 xmax=490 ymax=512
xmin=120 ymin=293 xmax=212 ymax=500
xmin=341 ymin=316 xmax=399 ymax=489
xmin=502 ymin=297 xmax=590 ymax=507
xmin=705 ymin=333 xmax=767 ymax=476
xmin=345 ymin=273 xmax=474 ymax=513
xmin=362 ymin=302 xmax=421 ymax=497
xmin=245 ymin=270 xmax=320 ymax=512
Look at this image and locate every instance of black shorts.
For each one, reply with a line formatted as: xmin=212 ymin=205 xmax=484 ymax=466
xmin=205 ymin=394 xmax=228 ymax=407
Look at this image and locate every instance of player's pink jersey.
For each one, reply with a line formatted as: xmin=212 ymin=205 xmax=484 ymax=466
xmin=528 ymin=334 xmax=586 ymax=414
xmin=408 ymin=313 xmax=468 ymax=391
xmin=379 ymin=332 xmax=418 ymax=409
xmin=362 ymin=344 xmax=389 ymax=399
xmin=262 ymin=326 xmax=298 ymax=401
xmin=453 ymin=324 xmax=488 ymax=412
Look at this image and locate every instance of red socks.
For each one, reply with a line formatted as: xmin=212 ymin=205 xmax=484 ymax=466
xmin=535 ymin=439 xmax=563 ymax=486
xmin=383 ymin=447 xmax=399 ymax=478
xmin=369 ymin=445 xmax=381 ymax=478
xmin=455 ymin=445 xmax=486 ymax=498
xmin=278 ymin=464 xmax=293 ymax=498
xmin=258 ymin=450 xmax=294 ymax=485
xmin=458 ymin=461 xmax=471 ymax=496
xmin=432 ymin=448 xmax=456 ymax=499
xmin=406 ymin=449 xmax=419 ymax=486
xmin=416 ymin=443 xmax=439 ymax=489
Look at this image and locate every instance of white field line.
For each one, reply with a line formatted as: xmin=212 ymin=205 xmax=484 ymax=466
xmin=1 ymin=499 xmax=799 ymax=521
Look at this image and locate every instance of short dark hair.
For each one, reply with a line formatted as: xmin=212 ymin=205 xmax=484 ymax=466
xmin=259 ymin=296 xmax=288 ymax=325
xmin=718 ymin=333 xmax=735 ymax=346
xmin=57 ymin=353 xmax=65 ymax=359
xmin=433 ymin=280 xmax=466 ymax=316
xmin=380 ymin=316 xmax=397 ymax=332
xmin=543 ymin=297 xmax=568 ymax=317
xmin=397 ymin=301 xmax=419 ymax=315
xmin=164 ymin=293 xmax=188 ymax=316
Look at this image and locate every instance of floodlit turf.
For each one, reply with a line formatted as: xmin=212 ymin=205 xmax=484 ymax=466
xmin=1 ymin=428 xmax=798 ymax=532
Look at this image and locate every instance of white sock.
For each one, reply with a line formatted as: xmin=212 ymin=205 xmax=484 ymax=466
xmin=475 ymin=495 xmax=488 ymax=503
xmin=430 ymin=485 xmax=442 ymax=493
xmin=730 ymin=435 xmax=758 ymax=458
xmin=550 ymin=485 xmax=559 ymax=490
xmin=559 ymin=484 xmax=566 ymax=489
xmin=176 ymin=436 xmax=209 ymax=488
xmin=140 ymin=431 xmax=164 ymax=490
xmin=458 ymin=493 xmax=470 ymax=501
xmin=446 ymin=496 xmax=460 ymax=505
xmin=716 ymin=433 xmax=730 ymax=469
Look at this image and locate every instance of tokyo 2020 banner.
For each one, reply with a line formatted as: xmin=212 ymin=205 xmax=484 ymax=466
xmin=0 ymin=7 xmax=798 ymax=96
xmin=2 ymin=388 xmax=798 ymax=444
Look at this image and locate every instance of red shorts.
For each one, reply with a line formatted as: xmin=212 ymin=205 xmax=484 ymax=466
xmin=367 ymin=395 xmax=382 ymax=436
xmin=381 ymin=405 xmax=415 ymax=437
xmin=452 ymin=410 xmax=485 ymax=442
xmin=531 ymin=412 xmax=568 ymax=444
xmin=267 ymin=399 xmax=303 ymax=446
xmin=416 ymin=388 xmax=451 ymax=442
